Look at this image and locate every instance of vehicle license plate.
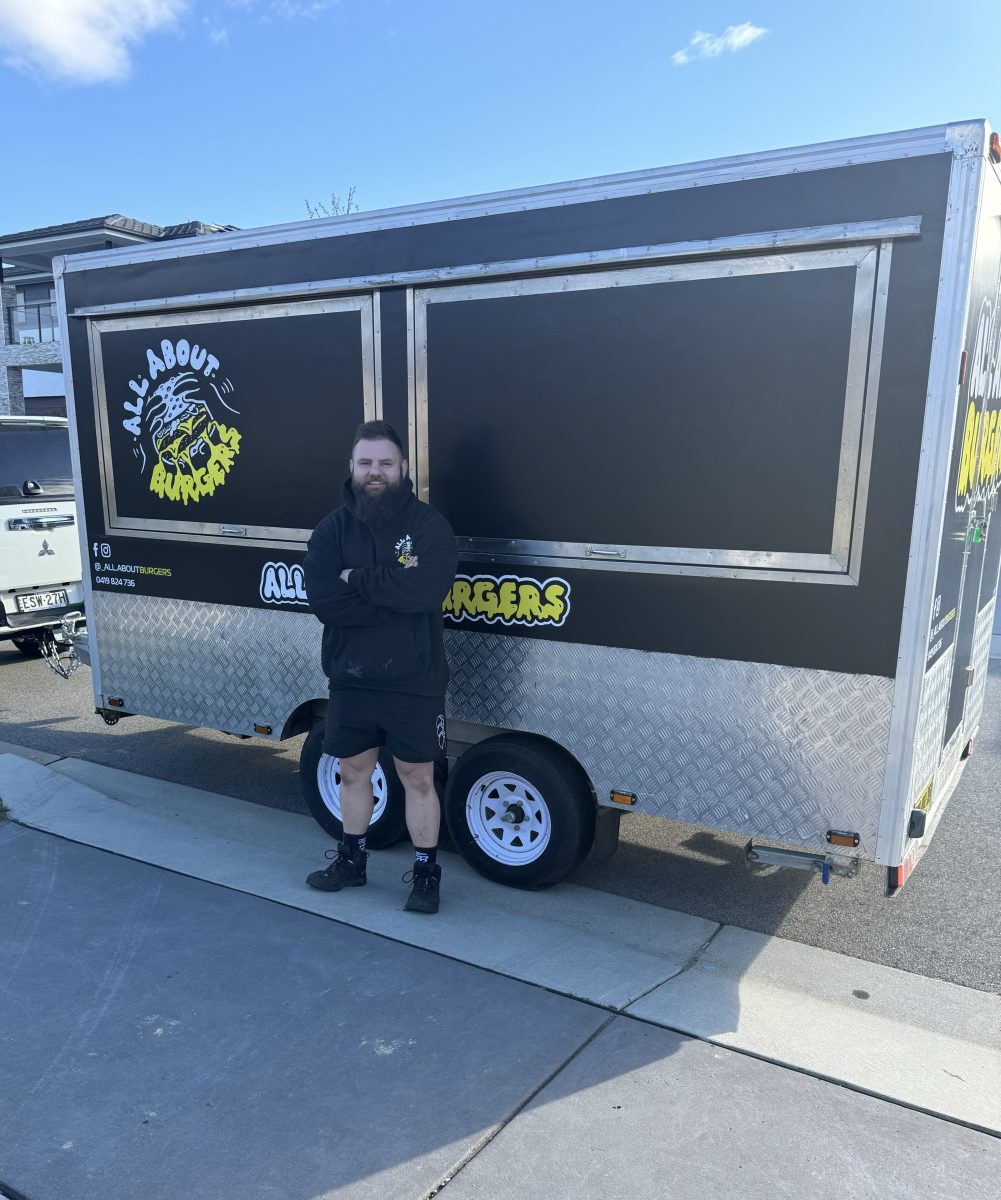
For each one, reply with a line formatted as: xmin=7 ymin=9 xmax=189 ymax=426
xmin=15 ymin=589 xmax=68 ymax=613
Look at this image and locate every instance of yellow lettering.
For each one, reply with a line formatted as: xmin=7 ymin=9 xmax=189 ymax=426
xmin=958 ymin=403 xmax=978 ymax=500
xmin=147 ymin=420 xmax=242 ymax=504
xmin=472 ymin=579 xmax=500 ymax=618
xmin=452 ymin=580 xmax=474 ymax=616
xmin=515 ymin=583 xmax=543 ymax=622
xmin=978 ymin=410 xmax=993 ymax=485
xmin=497 ymin=580 xmax=518 ymax=620
xmin=444 ymin=574 xmax=572 ymax=626
xmin=179 ymin=473 xmax=198 ymax=505
xmin=150 ymin=461 xmax=167 ymax=499
xmin=540 ymin=581 xmax=569 ymax=623
xmin=988 ymin=409 xmax=1001 ymax=492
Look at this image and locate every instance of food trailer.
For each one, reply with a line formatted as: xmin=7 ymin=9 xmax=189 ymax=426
xmin=56 ymin=119 xmax=1001 ymax=892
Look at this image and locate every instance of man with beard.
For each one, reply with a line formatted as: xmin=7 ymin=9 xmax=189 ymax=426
xmin=302 ymin=420 xmax=457 ymax=912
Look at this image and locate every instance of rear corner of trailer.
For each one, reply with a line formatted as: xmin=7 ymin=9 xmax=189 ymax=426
xmin=876 ymin=120 xmax=1001 ymax=894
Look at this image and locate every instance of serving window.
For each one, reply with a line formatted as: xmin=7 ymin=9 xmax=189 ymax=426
xmin=414 ymin=245 xmax=888 ymax=582
xmin=90 ymin=296 xmax=379 ymax=545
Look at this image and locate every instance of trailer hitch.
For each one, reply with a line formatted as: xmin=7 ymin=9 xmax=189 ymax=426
xmin=40 ymin=610 xmax=86 ymax=680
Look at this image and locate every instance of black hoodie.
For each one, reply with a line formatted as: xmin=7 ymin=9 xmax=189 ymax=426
xmin=303 ymin=478 xmax=457 ymax=696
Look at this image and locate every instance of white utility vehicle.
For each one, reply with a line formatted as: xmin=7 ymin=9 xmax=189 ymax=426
xmin=0 ymin=415 xmax=85 ymax=657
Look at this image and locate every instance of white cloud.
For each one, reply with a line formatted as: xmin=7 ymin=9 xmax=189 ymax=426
xmin=224 ymin=0 xmax=338 ymax=15
xmin=202 ymin=16 xmax=229 ymax=45
xmin=0 ymin=0 xmax=186 ymax=83
xmin=270 ymin=0 xmax=338 ymax=16
xmin=672 ymin=22 xmax=767 ymax=67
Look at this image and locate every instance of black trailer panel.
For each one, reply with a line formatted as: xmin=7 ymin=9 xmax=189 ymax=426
xmin=62 ymin=150 xmax=955 ymax=679
xmin=424 ymin=261 xmax=856 ymax=553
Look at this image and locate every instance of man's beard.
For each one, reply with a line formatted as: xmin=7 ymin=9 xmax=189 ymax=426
xmin=353 ymin=477 xmax=404 ymax=526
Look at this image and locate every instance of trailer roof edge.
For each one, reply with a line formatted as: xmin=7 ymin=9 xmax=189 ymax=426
xmin=58 ymin=119 xmax=988 ymax=277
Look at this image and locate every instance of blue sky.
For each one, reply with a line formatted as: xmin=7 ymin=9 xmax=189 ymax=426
xmin=1 ymin=0 xmax=998 ymax=234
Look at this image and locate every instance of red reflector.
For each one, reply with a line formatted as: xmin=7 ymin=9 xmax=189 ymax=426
xmin=990 ymin=132 xmax=1001 ymax=164
xmin=888 ymin=855 xmax=914 ymax=893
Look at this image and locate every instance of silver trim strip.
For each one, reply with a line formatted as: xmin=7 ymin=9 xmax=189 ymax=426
xmin=455 ymin=536 xmax=844 ymax=573
xmin=58 ymin=122 xmax=979 ymax=275
xmin=454 ymin=549 xmax=858 ymax=586
xmin=372 ymin=290 xmax=383 ymax=419
xmin=831 ymin=246 xmax=878 ymax=565
xmin=67 ymin=218 xmax=921 ymax=319
xmin=88 ymin=296 xmax=379 ymax=547
xmin=848 ymin=242 xmax=893 ymax=579
xmin=876 ymin=148 xmax=985 ymax=865
xmin=405 ymin=287 xmax=420 ymax=485
xmin=418 ymin=246 xmax=883 ymax=582
xmin=414 ymin=285 xmax=430 ymax=504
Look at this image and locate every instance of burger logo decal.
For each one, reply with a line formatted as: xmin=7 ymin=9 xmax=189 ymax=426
xmin=122 ymin=337 xmax=242 ymax=505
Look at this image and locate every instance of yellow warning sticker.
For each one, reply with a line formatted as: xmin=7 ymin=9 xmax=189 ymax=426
xmin=914 ymin=779 xmax=933 ymax=814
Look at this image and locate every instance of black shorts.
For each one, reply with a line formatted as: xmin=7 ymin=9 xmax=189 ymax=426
xmin=323 ymin=687 xmax=447 ymax=764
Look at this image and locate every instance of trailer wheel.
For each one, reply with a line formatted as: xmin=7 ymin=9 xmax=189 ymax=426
xmin=11 ymin=634 xmax=44 ymax=658
xmin=444 ymin=736 xmax=596 ymax=889
xmin=299 ymin=723 xmax=406 ymax=848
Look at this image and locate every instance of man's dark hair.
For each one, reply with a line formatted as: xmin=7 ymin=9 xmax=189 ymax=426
xmin=351 ymin=420 xmax=404 ymax=456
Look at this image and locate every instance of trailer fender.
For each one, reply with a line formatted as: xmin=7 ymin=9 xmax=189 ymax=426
xmin=281 ymin=699 xmax=328 ymax=742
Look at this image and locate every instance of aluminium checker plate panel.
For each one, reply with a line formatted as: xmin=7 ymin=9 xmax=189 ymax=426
xmin=93 ymin=592 xmax=329 ymax=733
xmin=905 ymin=643 xmax=955 ymax=811
xmin=964 ymin=597 xmax=996 ymax=739
xmin=445 ymin=630 xmax=892 ymax=854
xmin=92 ymin=593 xmax=894 ymax=855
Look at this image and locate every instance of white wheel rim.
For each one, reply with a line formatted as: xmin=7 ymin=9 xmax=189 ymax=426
xmin=317 ymin=755 xmax=389 ymax=824
xmin=465 ymin=770 xmax=552 ymax=865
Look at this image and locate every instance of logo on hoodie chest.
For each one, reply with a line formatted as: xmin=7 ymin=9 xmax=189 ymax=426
xmin=395 ymin=534 xmax=414 ymax=565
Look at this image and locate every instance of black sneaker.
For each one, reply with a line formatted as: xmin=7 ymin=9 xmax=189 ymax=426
xmin=306 ymin=844 xmax=368 ymax=892
xmin=404 ymin=864 xmax=441 ymax=914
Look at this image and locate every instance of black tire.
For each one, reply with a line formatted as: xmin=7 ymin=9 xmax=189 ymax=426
xmin=444 ymin=735 xmax=596 ymax=889
xmin=11 ymin=634 xmax=44 ymax=658
xmin=299 ymin=723 xmax=407 ymax=848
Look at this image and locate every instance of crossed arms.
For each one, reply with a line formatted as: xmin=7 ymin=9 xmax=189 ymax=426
xmin=302 ymin=518 xmax=457 ymax=628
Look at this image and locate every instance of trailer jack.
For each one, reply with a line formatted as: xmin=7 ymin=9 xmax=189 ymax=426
xmin=745 ymin=841 xmax=861 ymax=885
